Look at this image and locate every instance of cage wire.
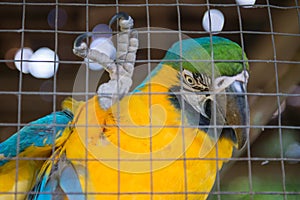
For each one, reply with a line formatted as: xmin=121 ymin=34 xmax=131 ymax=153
xmin=0 ymin=0 xmax=300 ymax=199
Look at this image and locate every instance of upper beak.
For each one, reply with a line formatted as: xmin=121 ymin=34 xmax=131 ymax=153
xmin=225 ymin=80 xmax=249 ymax=149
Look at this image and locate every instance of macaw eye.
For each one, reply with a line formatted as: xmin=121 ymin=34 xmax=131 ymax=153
xmin=182 ymin=69 xmax=196 ymax=86
xmin=185 ymin=75 xmax=195 ymax=85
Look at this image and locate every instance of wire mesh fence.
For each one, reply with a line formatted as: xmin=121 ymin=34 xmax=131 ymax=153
xmin=0 ymin=0 xmax=299 ymax=199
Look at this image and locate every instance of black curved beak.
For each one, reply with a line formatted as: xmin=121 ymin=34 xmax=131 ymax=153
xmin=225 ymin=80 xmax=249 ymax=149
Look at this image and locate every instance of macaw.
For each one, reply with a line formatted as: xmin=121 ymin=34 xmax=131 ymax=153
xmin=29 ymin=14 xmax=250 ymax=200
xmin=0 ymin=108 xmax=74 ymax=200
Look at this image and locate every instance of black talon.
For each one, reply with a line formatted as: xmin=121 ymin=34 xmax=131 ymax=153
xmin=73 ymin=32 xmax=93 ymax=49
xmin=109 ymin=12 xmax=129 ymax=28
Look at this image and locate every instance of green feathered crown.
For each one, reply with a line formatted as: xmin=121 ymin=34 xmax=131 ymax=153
xmin=162 ymin=36 xmax=249 ymax=77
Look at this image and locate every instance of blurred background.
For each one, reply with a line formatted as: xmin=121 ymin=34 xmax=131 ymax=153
xmin=0 ymin=0 xmax=299 ymax=199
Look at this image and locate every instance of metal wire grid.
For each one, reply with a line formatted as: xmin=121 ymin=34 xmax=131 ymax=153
xmin=0 ymin=0 xmax=300 ymax=199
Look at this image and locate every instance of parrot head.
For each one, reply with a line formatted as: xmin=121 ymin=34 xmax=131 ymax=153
xmin=160 ymin=36 xmax=249 ymax=149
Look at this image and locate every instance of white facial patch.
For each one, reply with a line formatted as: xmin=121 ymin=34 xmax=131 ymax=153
xmin=179 ymin=70 xmax=249 ymax=119
xmin=213 ymin=70 xmax=249 ymax=93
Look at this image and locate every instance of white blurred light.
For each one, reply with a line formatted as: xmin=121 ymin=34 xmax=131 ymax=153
xmin=14 ymin=48 xmax=33 ymax=74
xmin=85 ymin=38 xmax=116 ymax=71
xmin=236 ymin=0 xmax=256 ymax=8
xmin=29 ymin=47 xmax=59 ymax=79
xmin=202 ymin=9 xmax=225 ymax=33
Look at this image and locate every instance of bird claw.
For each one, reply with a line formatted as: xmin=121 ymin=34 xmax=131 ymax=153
xmin=73 ymin=32 xmax=93 ymax=58
xmin=73 ymin=42 xmax=88 ymax=58
xmin=97 ymin=13 xmax=138 ymax=110
xmin=109 ymin=12 xmax=134 ymax=31
xmin=72 ymin=12 xmax=138 ymax=110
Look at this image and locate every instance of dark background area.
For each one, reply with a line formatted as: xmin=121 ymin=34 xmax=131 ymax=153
xmin=0 ymin=0 xmax=299 ymax=199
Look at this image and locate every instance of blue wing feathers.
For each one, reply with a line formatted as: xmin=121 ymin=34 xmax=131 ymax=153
xmin=0 ymin=110 xmax=73 ymax=166
xmin=60 ymin=163 xmax=85 ymax=200
xmin=29 ymin=153 xmax=84 ymax=200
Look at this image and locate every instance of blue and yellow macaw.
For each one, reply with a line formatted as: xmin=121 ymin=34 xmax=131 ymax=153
xmin=0 ymin=13 xmax=249 ymax=200
xmin=0 ymin=109 xmax=73 ymax=200
xmin=29 ymin=32 xmax=250 ymax=200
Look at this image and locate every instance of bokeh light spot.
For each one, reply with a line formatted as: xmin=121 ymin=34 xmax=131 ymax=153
xmin=47 ymin=8 xmax=68 ymax=29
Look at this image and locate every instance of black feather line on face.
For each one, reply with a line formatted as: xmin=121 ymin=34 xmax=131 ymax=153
xmin=180 ymin=70 xmax=211 ymax=93
xmin=192 ymin=73 xmax=211 ymax=89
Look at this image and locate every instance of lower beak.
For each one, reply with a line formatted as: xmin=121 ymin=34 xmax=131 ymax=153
xmin=225 ymin=80 xmax=249 ymax=149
